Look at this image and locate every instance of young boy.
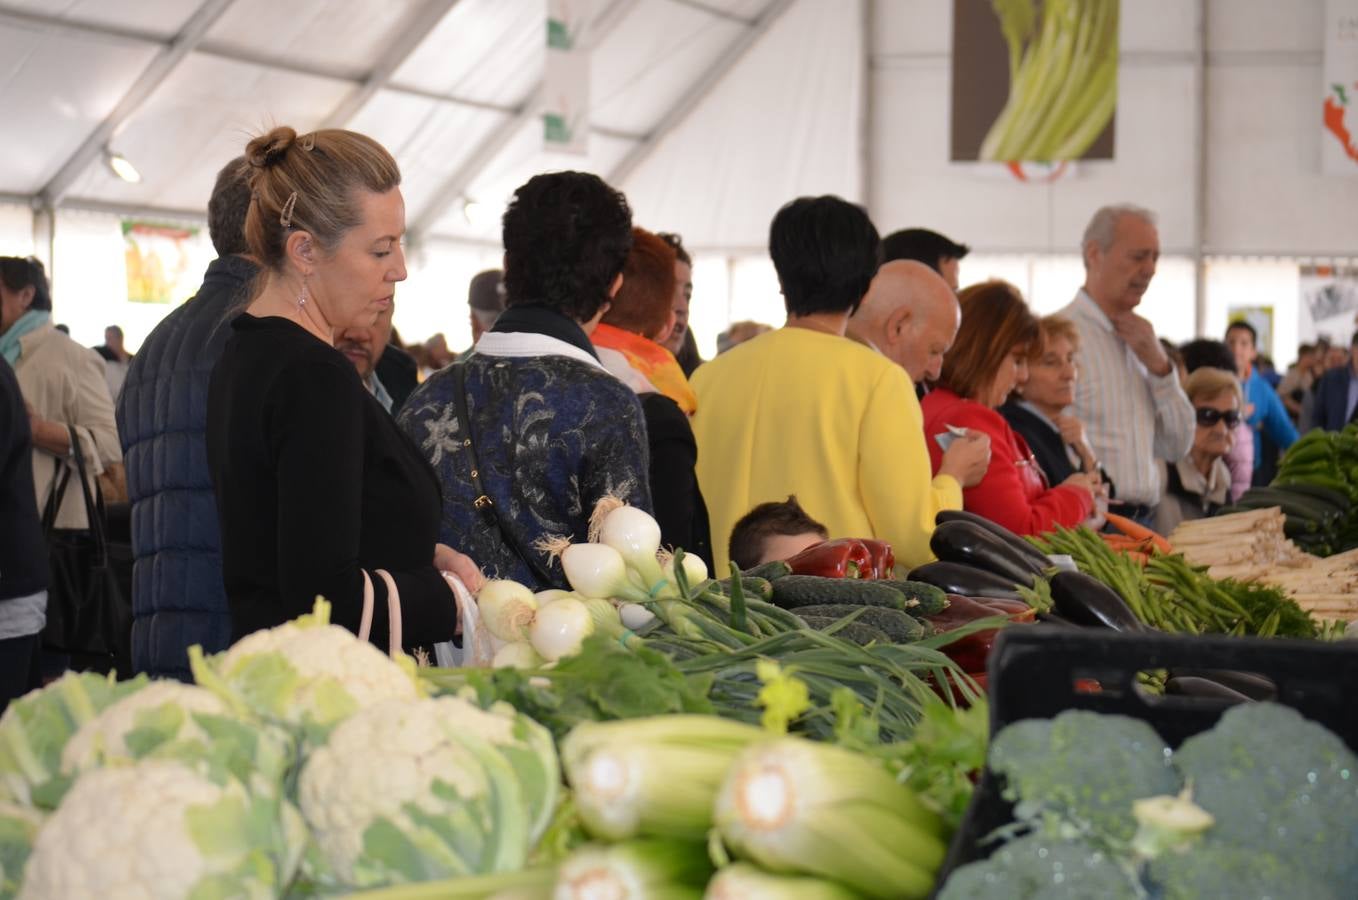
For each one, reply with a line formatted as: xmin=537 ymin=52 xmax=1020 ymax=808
xmin=728 ymin=496 xmax=829 ymax=570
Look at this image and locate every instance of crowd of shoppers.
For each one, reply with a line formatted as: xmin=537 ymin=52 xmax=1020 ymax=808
xmin=4 ymin=121 xmax=1357 ymax=704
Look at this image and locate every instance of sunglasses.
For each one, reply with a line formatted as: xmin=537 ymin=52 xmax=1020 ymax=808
xmin=1195 ymin=407 xmax=1241 ymax=428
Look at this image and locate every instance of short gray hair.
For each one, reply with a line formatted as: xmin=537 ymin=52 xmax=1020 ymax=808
xmin=1082 ymin=204 xmax=1157 ymax=254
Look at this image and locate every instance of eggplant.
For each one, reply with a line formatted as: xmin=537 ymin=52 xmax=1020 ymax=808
xmin=1048 ymin=570 xmax=1144 ymax=631
xmin=935 ymin=509 xmax=1051 ymax=574
xmin=929 ymin=520 xmax=1038 ymax=588
xmin=906 ymin=561 xmax=1024 ymax=600
xmin=1168 ymin=668 xmax=1277 ymax=701
xmin=1164 ymin=676 xmax=1252 ymax=704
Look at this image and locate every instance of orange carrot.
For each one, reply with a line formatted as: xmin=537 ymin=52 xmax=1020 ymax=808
xmin=1104 ymin=512 xmax=1172 ymax=554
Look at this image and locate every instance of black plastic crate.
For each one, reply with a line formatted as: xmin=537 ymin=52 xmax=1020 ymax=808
xmin=932 ymin=626 xmax=1358 ymax=891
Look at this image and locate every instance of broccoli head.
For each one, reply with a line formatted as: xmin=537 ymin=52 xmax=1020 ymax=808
xmin=937 ymin=833 xmax=1141 ymax=900
xmin=1172 ymin=702 xmax=1358 ymax=893
xmin=989 ymin=711 xmax=1180 ymax=844
xmin=1146 ymin=840 xmax=1340 ymax=900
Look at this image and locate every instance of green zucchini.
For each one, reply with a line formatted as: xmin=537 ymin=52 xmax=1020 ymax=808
xmin=797 ymin=615 xmax=891 ymax=646
xmin=770 ymin=576 xmax=908 ymax=610
xmin=886 ymin=579 xmax=949 ymax=615
xmin=1268 ymin=481 xmax=1351 ymax=511
xmin=740 ymin=560 xmax=793 ymax=581
xmin=788 ymin=604 xmax=926 ymax=642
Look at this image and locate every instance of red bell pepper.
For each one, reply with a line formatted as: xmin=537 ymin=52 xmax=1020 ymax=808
xmin=925 ymin=594 xmax=1035 ymax=673
xmin=857 ymin=539 xmax=896 ymax=579
xmin=785 ymin=539 xmax=873 ymax=579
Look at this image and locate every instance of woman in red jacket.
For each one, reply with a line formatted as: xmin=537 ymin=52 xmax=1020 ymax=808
xmin=921 ymin=281 xmax=1098 ymax=535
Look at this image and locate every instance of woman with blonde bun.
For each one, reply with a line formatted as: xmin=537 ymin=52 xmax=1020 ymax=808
xmin=206 ymin=126 xmax=482 ymax=650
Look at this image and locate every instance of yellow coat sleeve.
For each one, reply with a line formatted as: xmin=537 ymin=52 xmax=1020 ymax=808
xmin=857 ymin=367 xmax=962 ymax=571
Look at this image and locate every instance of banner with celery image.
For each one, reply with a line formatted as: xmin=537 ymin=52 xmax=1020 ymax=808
xmin=950 ymin=0 xmax=1119 ymax=164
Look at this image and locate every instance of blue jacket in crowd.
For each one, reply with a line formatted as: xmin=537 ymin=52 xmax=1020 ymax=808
xmin=1242 ymin=368 xmax=1297 ymax=469
xmin=116 ymin=256 xmax=258 ymax=678
xmin=1310 ymin=364 xmax=1358 ymax=432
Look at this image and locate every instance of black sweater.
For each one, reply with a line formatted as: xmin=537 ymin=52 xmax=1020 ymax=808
xmin=0 ymin=357 xmax=48 ymax=602
xmin=640 ymin=393 xmax=713 ymax=571
xmin=206 ymin=315 xmax=457 ymax=647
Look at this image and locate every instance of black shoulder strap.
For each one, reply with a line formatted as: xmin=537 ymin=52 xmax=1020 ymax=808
xmin=451 ymin=363 xmax=555 ymax=586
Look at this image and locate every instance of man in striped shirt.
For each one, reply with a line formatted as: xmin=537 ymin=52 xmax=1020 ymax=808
xmin=1060 ymin=205 xmax=1195 ymax=526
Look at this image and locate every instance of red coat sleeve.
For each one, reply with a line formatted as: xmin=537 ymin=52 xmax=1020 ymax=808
xmin=945 ymin=402 xmax=1093 ymax=536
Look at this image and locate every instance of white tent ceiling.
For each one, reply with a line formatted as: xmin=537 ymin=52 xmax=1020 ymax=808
xmin=0 ymin=0 xmax=859 ymax=249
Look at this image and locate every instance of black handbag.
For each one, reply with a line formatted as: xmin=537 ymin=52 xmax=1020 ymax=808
xmin=40 ymin=426 xmax=133 ymax=671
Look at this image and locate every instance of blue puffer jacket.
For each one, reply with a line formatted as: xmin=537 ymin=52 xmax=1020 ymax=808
xmin=116 ymin=256 xmax=258 ymax=678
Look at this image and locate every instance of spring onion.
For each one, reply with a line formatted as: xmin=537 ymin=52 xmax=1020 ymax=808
xmin=714 ymin=737 xmax=947 ymax=900
xmin=553 ymin=839 xmax=712 ymax=900
xmin=704 ymin=864 xmax=862 ymax=900
xmin=561 ymin=716 xmax=765 ymax=841
xmin=477 ymin=580 xmax=539 ymax=643
xmin=543 ymin=540 xmax=652 ymax=604
xmin=535 ymin=589 xmax=575 ymax=606
xmin=530 ymin=597 xmax=595 ymax=661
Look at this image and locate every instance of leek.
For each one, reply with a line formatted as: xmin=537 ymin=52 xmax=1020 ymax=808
xmin=714 ymin=737 xmax=948 ymax=900
xmin=554 ymin=839 xmax=712 ymax=900
xmin=343 ymin=867 xmax=556 ymax=899
xmin=704 ymin=864 xmax=863 ymax=900
xmin=561 ymin=716 xmax=765 ymax=841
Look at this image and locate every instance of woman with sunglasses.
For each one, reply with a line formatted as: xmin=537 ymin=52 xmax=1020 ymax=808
xmin=1153 ymin=367 xmax=1241 ymax=534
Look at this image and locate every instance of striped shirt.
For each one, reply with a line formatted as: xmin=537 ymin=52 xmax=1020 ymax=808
xmin=1060 ymin=290 xmax=1195 ymax=506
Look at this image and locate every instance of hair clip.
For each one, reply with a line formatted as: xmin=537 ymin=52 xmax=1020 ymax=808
xmin=279 ymin=191 xmax=299 ymax=228
xmin=300 ymin=132 xmax=316 ymax=151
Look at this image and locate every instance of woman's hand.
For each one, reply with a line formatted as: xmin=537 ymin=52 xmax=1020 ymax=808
xmin=434 ymin=543 xmax=485 ymax=593
xmin=1060 ymin=471 xmax=1100 ymax=500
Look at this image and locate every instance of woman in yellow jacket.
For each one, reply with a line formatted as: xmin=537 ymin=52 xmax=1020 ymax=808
xmin=691 ymin=196 xmax=990 ymax=572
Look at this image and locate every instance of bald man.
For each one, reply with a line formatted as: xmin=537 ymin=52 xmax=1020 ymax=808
xmin=849 ymin=260 xmax=961 ymax=384
xmin=848 ymin=260 xmax=991 ymax=491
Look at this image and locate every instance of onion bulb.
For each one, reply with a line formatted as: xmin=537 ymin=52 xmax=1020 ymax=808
xmin=530 ymin=596 xmax=595 ymax=661
xmin=662 ymin=551 xmax=708 ymax=591
xmin=492 ymin=641 xmax=544 ymax=670
xmin=534 ymin=589 xmax=574 ymax=606
xmin=598 ymin=506 xmax=672 ymax=598
xmin=560 ymin=543 xmax=649 ymax=603
xmin=619 ymin=603 xmax=656 ymax=630
xmin=476 ymin=580 xmax=538 ymax=642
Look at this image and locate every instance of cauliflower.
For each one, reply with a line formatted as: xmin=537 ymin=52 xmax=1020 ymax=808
xmin=190 ymin=598 xmax=420 ymax=743
xmin=298 ymin=695 xmax=559 ymax=890
xmin=61 ymin=682 xmax=229 ymax=773
xmin=0 ymin=803 xmax=42 ymax=900
xmin=19 ymin=759 xmax=305 ymax=900
xmin=988 ymin=711 xmax=1179 ymax=845
xmin=0 ymin=671 xmax=148 ymax=809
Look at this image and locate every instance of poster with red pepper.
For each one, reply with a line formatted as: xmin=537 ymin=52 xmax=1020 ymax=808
xmin=1323 ymin=0 xmax=1358 ymax=174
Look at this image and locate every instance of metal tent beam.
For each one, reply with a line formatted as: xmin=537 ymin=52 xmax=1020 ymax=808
xmin=37 ymin=0 xmax=237 ymax=206
xmin=319 ymin=0 xmax=463 ymax=129
xmin=607 ymin=0 xmax=795 ymax=187
xmin=408 ymin=0 xmax=642 ymax=238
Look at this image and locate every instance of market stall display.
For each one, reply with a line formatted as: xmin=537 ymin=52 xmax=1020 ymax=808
xmin=932 ymin=627 xmax=1358 ymax=899
xmin=3 ymin=499 xmax=1353 ymax=898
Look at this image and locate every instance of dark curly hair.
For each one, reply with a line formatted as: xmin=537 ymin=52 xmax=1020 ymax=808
xmin=769 ymin=195 xmax=879 ymax=317
xmin=501 ymin=172 xmax=633 ymax=323
xmin=0 ymin=256 xmax=52 ymax=312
